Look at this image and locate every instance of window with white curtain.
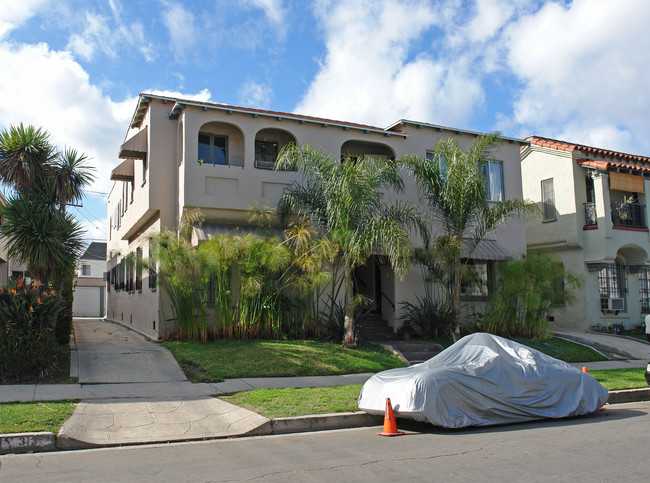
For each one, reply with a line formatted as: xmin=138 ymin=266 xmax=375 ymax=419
xmin=480 ymin=161 xmax=504 ymax=202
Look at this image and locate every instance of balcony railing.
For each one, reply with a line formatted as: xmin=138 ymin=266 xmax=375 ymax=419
xmin=611 ymin=201 xmax=646 ymax=228
xmin=584 ymin=202 xmax=597 ymax=227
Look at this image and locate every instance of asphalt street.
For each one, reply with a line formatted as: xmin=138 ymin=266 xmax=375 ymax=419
xmin=2 ymin=400 xmax=648 ymax=482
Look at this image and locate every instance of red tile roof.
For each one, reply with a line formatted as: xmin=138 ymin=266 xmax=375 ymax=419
xmin=526 ymin=136 xmax=650 ymax=164
xmin=577 ymin=158 xmax=650 ymax=174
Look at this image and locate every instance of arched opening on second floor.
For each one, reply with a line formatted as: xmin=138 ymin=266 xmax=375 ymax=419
xmin=340 ymin=140 xmax=395 ymax=163
xmin=198 ymin=121 xmax=245 ymax=167
xmin=254 ymin=128 xmax=297 ymax=169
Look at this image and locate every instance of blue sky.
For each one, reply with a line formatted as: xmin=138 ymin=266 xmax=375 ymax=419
xmin=1 ymin=0 xmax=649 ymax=243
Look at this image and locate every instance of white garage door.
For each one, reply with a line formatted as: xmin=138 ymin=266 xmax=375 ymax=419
xmin=73 ymin=286 xmax=104 ymax=317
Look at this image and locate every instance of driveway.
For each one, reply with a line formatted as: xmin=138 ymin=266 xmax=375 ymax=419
xmin=72 ymin=318 xmax=187 ymax=383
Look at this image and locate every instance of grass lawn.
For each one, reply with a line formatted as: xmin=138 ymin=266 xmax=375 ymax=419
xmin=621 ymin=331 xmax=648 ymax=342
xmin=513 ymin=337 xmax=608 ymax=363
xmin=0 ymin=401 xmax=77 ymax=434
xmin=221 ymin=385 xmax=363 ymax=419
xmin=163 ymin=339 xmax=405 ymax=383
xmin=590 ymin=368 xmax=649 ymax=391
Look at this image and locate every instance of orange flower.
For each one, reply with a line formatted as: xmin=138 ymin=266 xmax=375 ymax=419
xmin=29 ymin=306 xmax=33 ymax=311
xmin=9 ymin=288 xmax=16 ymax=294
xmin=17 ymin=279 xmax=23 ymax=288
xmin=50 ymin=290 xmax=55 ymax=295
xmin=0 ymin=287 xmax=3 ymax=294
xmin=37 ymin=298 xmax=41 ymax=304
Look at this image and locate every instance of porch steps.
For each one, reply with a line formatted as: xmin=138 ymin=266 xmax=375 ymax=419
xmin=385 ymin=340 xmax=445 ymax=365
xmin=357 ymin=314 xmax=397 ymax=341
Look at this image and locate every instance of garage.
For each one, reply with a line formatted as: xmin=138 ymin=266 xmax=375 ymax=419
xmin=73 ymin=278 xmax=105 ymax=317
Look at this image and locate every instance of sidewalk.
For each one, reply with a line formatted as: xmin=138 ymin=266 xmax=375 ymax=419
xmin=2 ymin=321 xmax=650 ymax=454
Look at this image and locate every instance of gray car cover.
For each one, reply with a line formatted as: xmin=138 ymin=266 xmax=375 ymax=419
xmin=358 ymin=333 xmax=608 ymax=428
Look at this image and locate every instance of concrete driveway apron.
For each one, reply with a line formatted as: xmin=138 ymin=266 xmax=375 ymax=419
xmin=73 ymin=318 xmax=187 ymax=383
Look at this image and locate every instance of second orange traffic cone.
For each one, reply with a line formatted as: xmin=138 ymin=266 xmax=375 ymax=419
xmin=378 ymin=398 xmax=405 ymax=436
xmin=582 ymin=366 xmax=588 ymax=373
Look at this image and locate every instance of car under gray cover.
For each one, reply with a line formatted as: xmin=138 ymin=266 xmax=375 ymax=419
xmin=358 ymin=333 xmax=608 ymax=428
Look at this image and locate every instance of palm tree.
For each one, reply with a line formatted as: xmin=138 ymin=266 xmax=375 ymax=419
xmin=276 ymin=144 xmax=427 ymax=348
xmin=402 ymin=133 xmax=539 ymax=339
xmin=0 ymin=124 xmax=93 ymax=284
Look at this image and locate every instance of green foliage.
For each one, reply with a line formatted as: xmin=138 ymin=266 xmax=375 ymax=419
xmin=400 ymin=296 xmax=456 ymax=339
xmin=163 ymin=339 xmax=405 ymax=382
xmin=0 ymin=280 xmax=63 ymax=382
xmin=0 ymin=124 xmax=93 ymax=285
xmin=221 ymin=385 xmax=363 ymax=419
xmin=0 ymin=401 xmax=77 ymax=434
xmin=56 ymin=267 xmax=76 ymax=346
xmin=276 ymin=143 xmax=427 ymax=347
xmin=402 ymin=134 xmax=539 ymax=338
xmin=149 ymin=217 xmax=333 ymax=341
xmin=479 ymin=253 xmax=582 ymax=338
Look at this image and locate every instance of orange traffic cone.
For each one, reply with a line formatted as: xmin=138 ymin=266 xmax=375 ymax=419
xmin=582 ymin=366 xmax=588 ymax=373
xmin=378 ymin=398 xmax=405 ymax=436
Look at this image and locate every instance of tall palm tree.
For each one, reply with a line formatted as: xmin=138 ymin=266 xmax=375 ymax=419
xmin=402 ymin=133 xmax=539 ymax=339
xmin=0 ymin=124 xmax=93 ymax=283
xmin=276 ymin=144 xmax=427 ymax=348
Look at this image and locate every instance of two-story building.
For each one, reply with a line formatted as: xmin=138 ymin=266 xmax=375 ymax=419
xmin=107 ymin=93 xmax=529 ymax=340
xmin=521 ymin=136 xmax=650 ymax=332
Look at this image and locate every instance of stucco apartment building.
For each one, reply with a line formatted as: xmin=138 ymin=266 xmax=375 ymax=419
xmin=107 ymin=93 xmax=528 ymax=340
xmin=521 ymin=136 xmax=650 ymax=332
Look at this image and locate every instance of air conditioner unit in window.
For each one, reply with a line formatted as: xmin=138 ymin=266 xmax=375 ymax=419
xmin=607 ymin=298 xmax=625 ymax=311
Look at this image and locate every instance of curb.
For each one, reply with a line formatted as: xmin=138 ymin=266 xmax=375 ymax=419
xmin=2 ymin=390 xmax=650 ymax=455
xmin=0 ymin=432 xmax=57 ymax=455
xmin=271 ymin=412 xmax=382 ymax=435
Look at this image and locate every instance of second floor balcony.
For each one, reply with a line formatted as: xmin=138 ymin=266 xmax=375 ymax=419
xmin=611 ymin=200 xmax=646 ymax=229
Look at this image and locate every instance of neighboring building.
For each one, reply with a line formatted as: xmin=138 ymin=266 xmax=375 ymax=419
xmin=0 ymin=193 xmax=28 ymax=285
xmin=73 ymin=242 xmax=107 ymax=317
xmin=521 ymin=136 xmax=650 ymax=332
xmin=107 ymin=93 xmax=529 ymax=340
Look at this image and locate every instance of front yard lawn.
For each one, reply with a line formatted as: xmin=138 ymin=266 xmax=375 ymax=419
xmin=219 ymin=368 xmax=649 ymax=419
xmin=514 ymin=337 xmax=608 ymax=363
xmin=0 ymin=401 xmax=77 ymax=434
xmin=589 ymin=368 xmax=648 ymax=391
xmin=221 ymin=385 xmax=363 ymax=419
xmin=163 ymin=339 xmax=405 ymax=382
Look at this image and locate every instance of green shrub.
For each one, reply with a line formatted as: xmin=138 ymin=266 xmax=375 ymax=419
xmin=0 ymin=281 xmax=62 ymax=382
xmin=55 ymin=267 xmax=75 ymax=345
xmin=400 ymin=296 xmax=455 ymax=339
xmin=479 ymin=252 xmax=581 ymax=339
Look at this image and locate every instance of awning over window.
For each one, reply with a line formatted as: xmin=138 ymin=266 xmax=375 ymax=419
xmin=119 ymin=126 xmax=148 ymax=159
xmin=609 ymin=171 xmax=644 ymax=193
xmin=192 ymin=223 xmax=284 ymax=245
xmin=462 ymin=239 xmax=510 ymax=261
xmin=110 ymin=158 xmax=134 ymax=181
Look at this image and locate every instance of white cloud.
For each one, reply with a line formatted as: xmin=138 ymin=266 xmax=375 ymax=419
xmin=0 ymin=0 xmax=50 ymax=39
xmin=65 ymin=4 xmax=154 ymax=63
xmin=162 ymin=2 xmax=198 ymax=60
xmin=77 ymin=216 xmax=110 ymax=243
xmin=144 ymin=88 xmax=213 ymax=102
xmin=238 ymin=80 xmax=273 ymax=109
xmin=0 ymin=41 xmax=210 ymax=198
xmin=502 ymin=0 xmax=650 ymax=154
xmin=243 ymin=0 xmax=287 ymax=38
xmin=296 ymin=0 xmax=484 ymax=128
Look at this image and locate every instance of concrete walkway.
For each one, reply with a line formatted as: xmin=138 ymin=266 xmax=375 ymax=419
xmin=72 ymin=318 xmax=186 ymax=383
xmin=556 ymin=330 xmax=650 ymax=368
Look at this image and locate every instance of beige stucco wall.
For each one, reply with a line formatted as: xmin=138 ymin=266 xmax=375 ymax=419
xmin=107 ymin=97 xmax=529 ymax=338
xmin=522 ymin=145 xmax=650 ymax=331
